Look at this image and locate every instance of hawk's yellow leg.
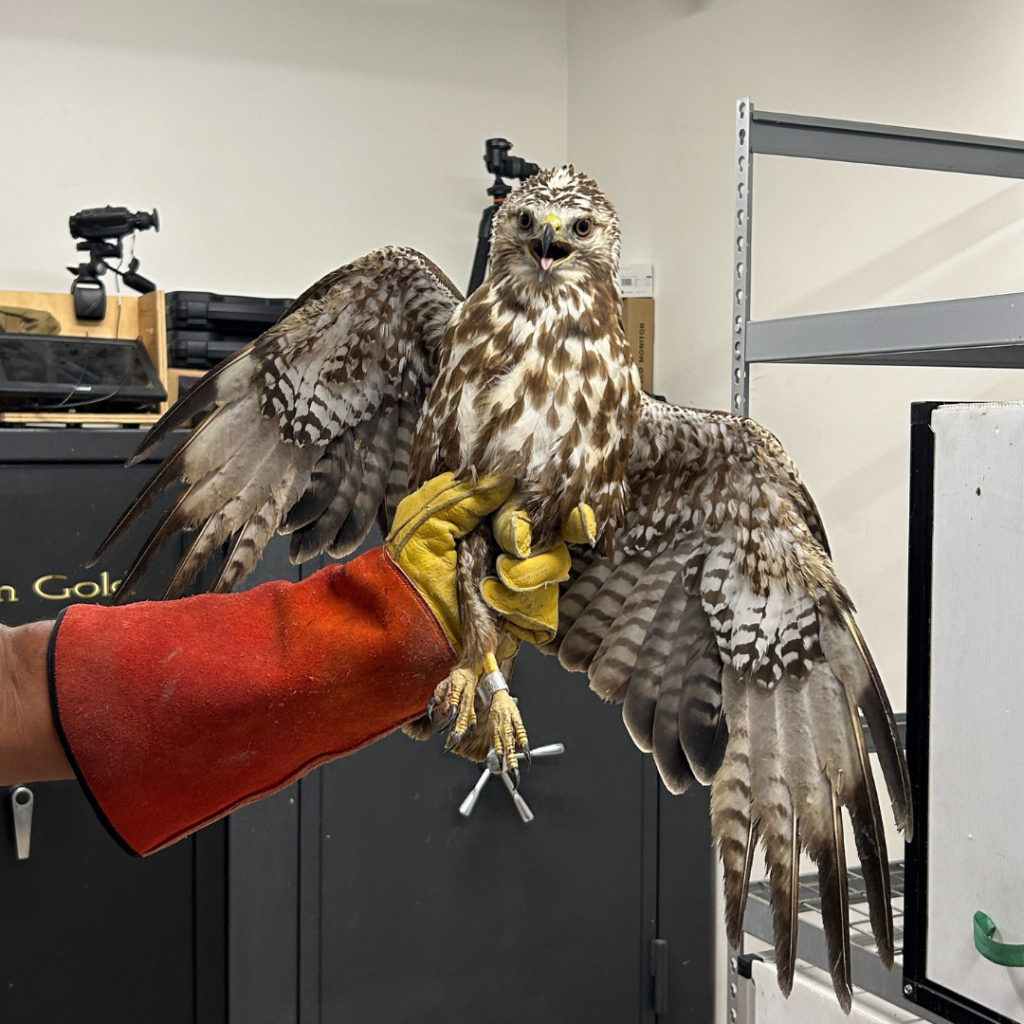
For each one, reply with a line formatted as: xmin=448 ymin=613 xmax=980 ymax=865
xmin=429 ymin=666 xmax=479 ymax=746
xmin=430 ymin=651 xmax=530 ymax=779
xmin=479 ymin=653 xmax=530 ymax=777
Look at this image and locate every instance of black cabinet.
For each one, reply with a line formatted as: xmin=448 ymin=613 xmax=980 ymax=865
xmin=248 ymin=542 xmax=716 ymax=1024
xmin=316 ymin=646 xmax=649 ymax=1023
xmin=0 ymin=429 xmax=714 ymax=1024
xmin=0 ymin=428 xmax=230 ymax=1023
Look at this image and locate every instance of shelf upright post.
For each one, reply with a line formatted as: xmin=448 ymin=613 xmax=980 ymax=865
xmin=729 ymin=98 xmax=755 ymax=1012
xmin=733 ymin=98 xmax=754 ymax=417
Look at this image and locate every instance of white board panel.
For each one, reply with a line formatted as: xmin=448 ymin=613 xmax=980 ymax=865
xmin=928 ymin=402 xmax=1024 ymax=1021
xmin=752 ymin=960 xmax=924 ymax=1024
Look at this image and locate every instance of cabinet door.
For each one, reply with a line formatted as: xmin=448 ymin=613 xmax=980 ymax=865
xmin=0 ymin=457 xmax=224 ymax=1024
xmin=314 ymin=643 xmax=657 ymax=1024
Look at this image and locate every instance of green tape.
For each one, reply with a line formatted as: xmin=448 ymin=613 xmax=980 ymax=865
xmin=974 ymin=912 xmax=1024 ymax=968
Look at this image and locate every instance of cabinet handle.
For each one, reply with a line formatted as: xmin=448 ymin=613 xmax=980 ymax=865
xmin=10 ymin=786 xmax=33 ymax=860
xmin=974 ymin=911 xmax=1024 ymax=967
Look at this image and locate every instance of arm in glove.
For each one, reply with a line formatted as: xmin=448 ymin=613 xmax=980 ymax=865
xmin=31 ymin=473 xmax=512 ymax=856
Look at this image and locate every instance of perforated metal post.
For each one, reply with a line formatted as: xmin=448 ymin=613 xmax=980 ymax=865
xmin=726 ymin=99 xmax=754 ymax=1024
xmin=726 ymin=948 xmax=756 ymax=1024
xmin=732 ymin=98 xmax=754 ymax=418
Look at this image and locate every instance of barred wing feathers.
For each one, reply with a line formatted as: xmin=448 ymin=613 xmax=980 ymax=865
xmin=550 ymin=395 xmax=912 ymax=1010
xmin=92 ymin=247 xmax=460 ymax=599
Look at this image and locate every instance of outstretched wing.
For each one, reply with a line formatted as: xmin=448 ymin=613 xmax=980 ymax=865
xmin=93 ymin=246 xmax=461 ymax=599
xmin=548 ymin=394 xmax=912 ymax=1011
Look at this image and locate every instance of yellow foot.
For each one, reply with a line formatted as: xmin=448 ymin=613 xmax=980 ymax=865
xmin=437 ymin=654 xmax=531 ymax=779
xmin=488 ymin=689 xmax=530 ymax=784
xmin=427 ymin=666 xmax=479 ymax=749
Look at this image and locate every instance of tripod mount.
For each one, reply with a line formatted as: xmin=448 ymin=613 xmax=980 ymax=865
xmin=67 ymin=206 xmax=160 ymax=321
xmin=468 ymin=139 xmax=540 ymax=295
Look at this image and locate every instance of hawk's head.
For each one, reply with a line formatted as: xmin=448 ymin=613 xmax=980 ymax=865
xmin=489 ymin=166 xmax=620 ymax=294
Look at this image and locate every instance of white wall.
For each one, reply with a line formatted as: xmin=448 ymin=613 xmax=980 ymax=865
xmin=565 ymin=2 xmax=1024 ymax=1020
xmin=0 ymin=0 xmax=568 ymax=300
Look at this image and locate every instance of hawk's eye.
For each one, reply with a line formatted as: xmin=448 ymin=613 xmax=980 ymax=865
xmin=574 ymin=218 xmax=592 ymax=237
xmin=518 ymin=211 xmax=533 ymax=231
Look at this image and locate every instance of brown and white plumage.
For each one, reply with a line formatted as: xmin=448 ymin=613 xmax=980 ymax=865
xmin=92 ymin=247 xmax=459 ymax=594
xmin=409 ymin=167 xmax=636 ymax=558
xmin=95 ymin=167 xmax=911 ymax=1011
xmin=552 ymin=398 xmax=912 ymax=1009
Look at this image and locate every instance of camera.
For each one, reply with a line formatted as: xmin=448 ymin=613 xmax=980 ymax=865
xmin=67 ymin=206 xmax=160 ymax=321
xmin=468 ymin=139 xmax=541 ymax=294
xmin=69 ymin=207 xmax=159 ymax=242
xmin=483 ymin=138 xmax=540 ymax=184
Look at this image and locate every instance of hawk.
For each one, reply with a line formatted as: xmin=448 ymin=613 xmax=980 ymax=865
xmin=95 ymin=166 xmax=911 ymax=1010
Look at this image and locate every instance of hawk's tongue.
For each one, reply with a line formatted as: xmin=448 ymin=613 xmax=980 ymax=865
xmin=540 ymin=256 xmax=554 ymax=272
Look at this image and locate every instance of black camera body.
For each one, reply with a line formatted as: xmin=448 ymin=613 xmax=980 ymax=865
xmin=67 ymin=206 xmax=160 ymax=321
xmin=483 ymin=138 xmax=540 ymax=188
xmin=69 ymin=206 xmax=159 ymax=242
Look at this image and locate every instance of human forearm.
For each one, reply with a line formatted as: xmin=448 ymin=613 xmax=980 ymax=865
xmin=50 ymin=548 xmax=457 ymax=854
xmin=0 ymin=472 xmax=562 ymax=854
xmin=0 ymin=620 xmax=74 ymax=785
xmin=0 ymin=549 xmax=456 ymax=852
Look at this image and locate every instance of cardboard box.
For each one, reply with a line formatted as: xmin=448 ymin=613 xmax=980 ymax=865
xmin=622 ymin=297 xmax=654 ymax=393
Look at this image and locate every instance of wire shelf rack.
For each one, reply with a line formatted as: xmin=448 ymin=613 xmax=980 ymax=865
xmin=740 ymin=860 xmax=948 ymax=1022
xmin=747 ymin=861 xmax=905 ymax=963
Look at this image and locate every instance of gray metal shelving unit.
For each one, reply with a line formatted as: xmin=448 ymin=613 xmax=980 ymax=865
xmin=728 ymin=98 xmax=1024 ymax=1023
xmin=731 ymin=98 xmax=1024 ymax=417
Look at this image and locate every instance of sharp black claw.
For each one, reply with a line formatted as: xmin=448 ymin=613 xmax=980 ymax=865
xmin=509 ymin=766 xmax=521 ymax=790
xmin=445 ymin=730 xmax=463 ymax=753
xmin=521 ymin=741 xmax=531 ymax=769
xmin=426 ymin=696 xmax=438 ymax=721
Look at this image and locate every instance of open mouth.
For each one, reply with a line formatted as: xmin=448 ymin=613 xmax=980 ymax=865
xmin=528 ymin=237 xmax=574 ymax=274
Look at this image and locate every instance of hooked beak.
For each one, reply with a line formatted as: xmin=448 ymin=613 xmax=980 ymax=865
xmin=528 ymin=216 xmax=574 ymax=282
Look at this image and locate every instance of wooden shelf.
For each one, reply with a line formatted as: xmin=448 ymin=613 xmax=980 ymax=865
xmin=0 ymin=289 xmax=168 ymax=426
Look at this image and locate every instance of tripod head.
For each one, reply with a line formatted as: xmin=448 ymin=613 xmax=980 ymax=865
xmin=67 ymin=206 xmax=160 ymax=321
xmin=483 ymin=138 xmax=540 ymax=200
xmin=468 ymin=140 xmax=540 ymax=294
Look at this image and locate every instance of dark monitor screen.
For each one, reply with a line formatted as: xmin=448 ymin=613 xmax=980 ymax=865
xmin=0 ymin=334 xmax=167 ymax=412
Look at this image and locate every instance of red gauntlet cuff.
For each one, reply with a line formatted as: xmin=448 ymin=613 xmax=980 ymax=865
xmin=48 ymin=548 xmax=456 ymax=855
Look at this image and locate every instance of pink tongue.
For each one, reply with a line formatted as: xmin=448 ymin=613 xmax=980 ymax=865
xmin=540 ymin=256 xmax=554 ymax=272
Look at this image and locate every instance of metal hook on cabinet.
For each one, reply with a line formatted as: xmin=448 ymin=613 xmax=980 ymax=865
xmin=9 ymin=786 xmax=33 ymax=860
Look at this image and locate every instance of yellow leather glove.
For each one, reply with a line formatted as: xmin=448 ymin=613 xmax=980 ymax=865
xmin=561 ymin=502 xmax=598 ymax=546
xmin=481 ymin=498 xmax=597 ymax=646
xmin=386 ymin=473 xmax=514 ymax=655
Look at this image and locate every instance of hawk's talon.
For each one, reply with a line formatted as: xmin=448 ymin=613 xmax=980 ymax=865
xmin=430 ymin=666 xmax=479 ymax=751
xmin=520 ymin=740 xmax=532 ymax=769
xmin=488 ymin=688 xmax=528 ymax=779
xmin=428 ymin=698 xmax=456 ymax=731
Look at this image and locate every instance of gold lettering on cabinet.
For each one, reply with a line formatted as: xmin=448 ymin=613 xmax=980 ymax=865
xmin=31 ymin=572 xmax=121 ymax=601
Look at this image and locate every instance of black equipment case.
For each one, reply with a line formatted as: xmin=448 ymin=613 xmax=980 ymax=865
xmin=166 ymin=291 xmax=293 ymax=370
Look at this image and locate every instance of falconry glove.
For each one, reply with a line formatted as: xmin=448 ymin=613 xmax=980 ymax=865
xmin=48 ymin=474 xmax=512 ymax=856
xmin=481 ymin=498 xmax=596 ymax=646
xmin=385 ymin=472 xmax=514 ymax=655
